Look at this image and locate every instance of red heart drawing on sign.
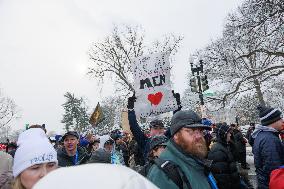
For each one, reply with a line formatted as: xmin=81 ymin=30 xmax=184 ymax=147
xmin=148 ymin=92 xmax=163 ymax=105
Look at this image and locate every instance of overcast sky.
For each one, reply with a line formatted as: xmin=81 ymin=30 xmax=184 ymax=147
xmin=0 ymin=0 xmax=243 ymax=133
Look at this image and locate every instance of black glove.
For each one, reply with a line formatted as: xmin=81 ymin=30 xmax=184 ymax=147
xmin=127 ymin=93 xmax=136 ymax=110
xmin=172 ymin=90 xmax=181 ymax=106
xmin=172 ymin=90 xmax=182 ymax=114
xmin=164 ymin=127 xmax=171 ymax=139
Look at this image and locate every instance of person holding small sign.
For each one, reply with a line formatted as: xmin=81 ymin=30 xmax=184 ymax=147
xmin=127 ymin=91 xmax=181 ymax=163
xmin=129 ymin=52 xmax=182 ymax=164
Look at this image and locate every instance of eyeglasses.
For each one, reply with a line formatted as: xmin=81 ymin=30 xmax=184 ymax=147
xmin=182 ymin=128 xmax=205 ymax=136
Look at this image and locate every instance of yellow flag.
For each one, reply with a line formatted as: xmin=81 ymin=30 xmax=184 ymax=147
xmin=89 ymin=102 xmax=104 ymax=127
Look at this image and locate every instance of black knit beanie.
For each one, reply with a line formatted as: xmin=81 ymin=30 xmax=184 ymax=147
xmin=257 ymin=105 xmax=282 ymax=126
xmin=216 ymin=123 xmax=231 ymax=141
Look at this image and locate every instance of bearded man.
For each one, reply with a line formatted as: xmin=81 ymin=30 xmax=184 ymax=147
xmin=147 ymin=110 xmax=217 ymax=189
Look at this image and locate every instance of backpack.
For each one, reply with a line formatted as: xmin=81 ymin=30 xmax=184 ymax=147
xmin=153 ymin=158 xmax=219 ymax=189
xmin=138 ymin=162 xmax=153 ymax=177
xmin=153 ymin=158 xmax=192 ymax=189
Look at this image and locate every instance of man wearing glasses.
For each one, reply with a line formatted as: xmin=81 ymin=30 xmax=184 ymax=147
xmin=147 ymin=109 xmax=216 ymax=189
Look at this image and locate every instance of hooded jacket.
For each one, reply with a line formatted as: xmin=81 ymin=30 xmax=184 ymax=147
xmin=147 ymin=139 xmax=212 ymax=189
xmin=0 ymin=151 xmax=12 ymax=175
xmin=0 ymin=171 xmax=13 ymax=189
xmin=251 ymin=125 xmax=284 ymax=189
xmin=0 ymin=151 xmax=13 ymax=189
xmin=57 ymin=146 xmax=91 ymax=167
xmin=208 ymin=125 xmax=241 ymax=189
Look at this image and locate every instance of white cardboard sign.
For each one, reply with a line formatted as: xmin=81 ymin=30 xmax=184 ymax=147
xmin=132 ymin=52 xmax=178 ymax=117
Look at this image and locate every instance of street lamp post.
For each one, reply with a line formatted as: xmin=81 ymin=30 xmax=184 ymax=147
xmin=190 ymin=60 xmax=209 ymax=117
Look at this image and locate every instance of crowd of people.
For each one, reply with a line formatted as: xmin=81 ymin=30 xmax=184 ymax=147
xmin=0 ymin=95 xmax=283 ymax=189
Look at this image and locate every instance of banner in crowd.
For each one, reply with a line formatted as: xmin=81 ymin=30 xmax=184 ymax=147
xmin=89 ymin=102 xmax=104 ymax=127
xmin=132 ymin=52 xmax=178 ymax=117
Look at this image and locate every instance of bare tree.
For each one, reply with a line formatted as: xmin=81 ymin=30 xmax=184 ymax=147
xmin=189 ymin=0 xmax=284 ymax=110
xmin=93 ymin=96 xmax=124 ymax=135
xmin=87 ymin=24 xmax=183 ymax=96
xmin=0 ymin=127 xmax=23 ymax=143
xmin=229 ymin=0 xmax=284 ymax=59
xmin=0 ymin=90 xmax=19 ymax=129
xmin=234 ymin=94 xmax=259 ymax=125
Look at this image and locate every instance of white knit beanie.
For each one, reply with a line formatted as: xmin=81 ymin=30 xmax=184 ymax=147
xmin=13 ymin=128 xmax=58 ymax=177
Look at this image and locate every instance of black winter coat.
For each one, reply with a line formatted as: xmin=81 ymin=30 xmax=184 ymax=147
xmin=128 ymin=139 xmax=145 ymax=166
xmin=233 ymin=129 xmax=246 ymax=153
xmin=208 ymin=139 xmax=241 ymax=189
xmin=57 ymin=146 xmax=91 ymax=167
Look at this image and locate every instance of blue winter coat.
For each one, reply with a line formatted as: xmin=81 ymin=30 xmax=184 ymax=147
xmin=252 ymin=126 xmax=284 ymax=189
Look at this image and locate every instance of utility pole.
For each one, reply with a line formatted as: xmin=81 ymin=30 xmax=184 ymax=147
xmin=190 ymin=60 xmax=209 ymax=117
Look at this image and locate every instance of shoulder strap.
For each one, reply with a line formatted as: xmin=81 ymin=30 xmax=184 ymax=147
xmin=153 ymin=158 xmax=192 ymax=189
xmin=138 ymin=162 xmax=152 ymax=177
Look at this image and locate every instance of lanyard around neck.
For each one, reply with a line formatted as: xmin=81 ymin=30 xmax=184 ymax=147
xmin=73 ymin=150 xmax=78 ymax=165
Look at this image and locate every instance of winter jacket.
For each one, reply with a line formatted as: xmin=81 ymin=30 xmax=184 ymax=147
xmin=57 ymin=146 xmax=91 ymax=167
xmin=0 ymin=151 xmax=12 ymax=175
xmin=147 ymin=139 xmax=212 ymax=189
xmin=269 ymin=165 xmax=284 ymax=189
xmin=208 ymin=139 xmax=241 ymax=189
xmin=128 ymin=110 xmax=151 ymax=162
xmin=111 ymin=145 xmax=125 ymax=165
xmin=117 ymin=143 xmax=129 ymax=166
xmin=251 ymin=125 xmax=284 ymax=189
xmin=88 ymin=148 xmax=111 ymax=163
xmin=0 ymin=152 xmax=13 ymax=189
xmin=33 ymin=164 xmax=159 ymax=189
xmin=245 ymin=128 xmax=254 ymax=143
xmin=233 ymin=129 xmax=246 ymax=153
xmin=0 ymin=171 xmax=13 ymax=189
xmin=128 ymin=139 xmax=145 ymax=166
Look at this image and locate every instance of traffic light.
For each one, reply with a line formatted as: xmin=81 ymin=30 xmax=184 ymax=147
xmin=190 ymin=77 xmax=199 ymax=93
xmin=201 ymin=75 xmax=209 ymax=91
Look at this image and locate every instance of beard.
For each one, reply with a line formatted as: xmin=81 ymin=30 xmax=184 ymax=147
xmin=176 ymin=134 xmax=208 ymax=159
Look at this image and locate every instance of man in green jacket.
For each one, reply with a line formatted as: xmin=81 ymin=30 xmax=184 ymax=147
xmin=147 ymin=110 xmax=216 ymax=189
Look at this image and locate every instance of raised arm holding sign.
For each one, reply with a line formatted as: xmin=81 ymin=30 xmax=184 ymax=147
xmin=127 ymin=52 xmax=181 ymax=163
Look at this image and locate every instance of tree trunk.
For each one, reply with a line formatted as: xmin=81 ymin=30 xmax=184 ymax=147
xmin=253 ymin=78 xmax=265 ymax=106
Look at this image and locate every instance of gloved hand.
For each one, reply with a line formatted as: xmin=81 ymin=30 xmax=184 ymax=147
xmin=172 ymin=90 xmax=182 ymax=114
xmin=172 ymin=90 xmax=181 ymax=106
xmin=127 ymin=93 xmax=136 ymax=110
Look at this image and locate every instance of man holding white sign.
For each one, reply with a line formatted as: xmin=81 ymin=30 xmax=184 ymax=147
xmin=128 ymin=52 xmax=181 ymax=162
